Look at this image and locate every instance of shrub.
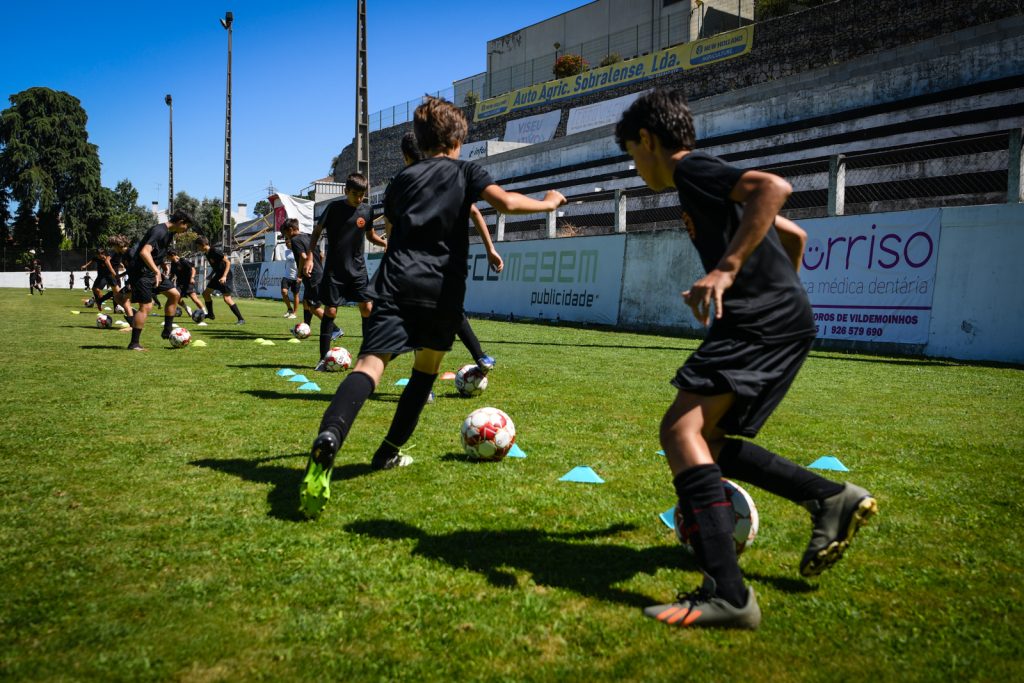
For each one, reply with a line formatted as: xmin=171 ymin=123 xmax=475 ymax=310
xmin=553 ymin=54 xmax=588 ymax=79
xmin=463 ymin=91 xmax=479 ymax=107
xmin=598 ymin=53 xmax=622 ymax=68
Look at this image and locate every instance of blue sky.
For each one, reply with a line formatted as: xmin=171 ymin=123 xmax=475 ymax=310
xmin=0 ymin=0 xmax=584 ymax=213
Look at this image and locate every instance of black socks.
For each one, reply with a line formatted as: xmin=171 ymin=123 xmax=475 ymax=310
xmin=457 ymin=315 xmax=485 ymax=361
xmin=380 ymin=369 xmax=437 ymax=453
xmin=205 ymin=299 xmax=214 ymax=317
xmin=674 ymin=464 xmax=746 ymax=607
xmin=319 ymin=315 xmax=336 ymax=360
xmin=718 ymin=439 xmax=844 ymax=504
xmin=303 ymin=308 xmax=313 ymax=325
xmin=229 ymin=303 xmax=243 ymax=321
xmin=318 ymin=371 xmax=376 ymax=443
xmin=129 ymin=327 xmax=142 ymax=346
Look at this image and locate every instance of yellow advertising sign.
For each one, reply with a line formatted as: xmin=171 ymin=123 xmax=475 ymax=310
xmin=474 ymin=26 xmax=754 ymax=122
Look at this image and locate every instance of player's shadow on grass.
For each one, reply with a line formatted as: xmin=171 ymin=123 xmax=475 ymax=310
xmin=742 ymin=571 xmax=817 ymax=595
xmin=78 ymin=344 xmax=125 ymax=350
xmin=242 ymin=389 xmax=330 ymax=402
xmin=229 ymin=363 xmax=297 ymax=369
xmin=190 ymin=454 xmax=374 ymax=521
xmin=344 ymin=519 xmax=689 ymax=608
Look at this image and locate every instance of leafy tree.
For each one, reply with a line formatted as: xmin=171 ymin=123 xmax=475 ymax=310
xmin=253 ymin=199 xmax=271 ymax=217
xmin=100 ymin=179 xmax=152 ymax=244
xmin=173 ymin=190 xmax=233 ymax=241
xmin=0 ymin=87 xmax=102 ymax=258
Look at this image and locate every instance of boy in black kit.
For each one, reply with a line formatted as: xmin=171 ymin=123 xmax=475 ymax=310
xmin=306 ymin=172 xmax=387 ymax=370
xmin=299 ymin=97 xmax=565 ymax=519
xmin=616 ymin=90 xmax=877 ymax=629
xmin=282 ymin=219 xmax=335 ymax=333
xmin=126 ymin=211 xmax=192 ymax=350
xmin=196 ymin=236 xmax=245 ymax=324
xmin=168 ymin=249 xmax=206 ymax=319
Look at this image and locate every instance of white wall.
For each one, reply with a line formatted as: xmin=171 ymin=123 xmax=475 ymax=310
xmin=927 ymin=204 xmax=1024 ymax=364
xmin=0 ymin=271 xmax=84 ymax=290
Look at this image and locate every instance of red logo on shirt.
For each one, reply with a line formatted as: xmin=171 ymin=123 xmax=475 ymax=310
xmin=356 ymin=217 xmax=366 ymax=229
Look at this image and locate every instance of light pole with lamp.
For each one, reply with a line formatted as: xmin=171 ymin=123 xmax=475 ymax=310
xmin=165 ymin=94 xmax=173 ymax=213
xmin=219 ymin=11 xmax=233 ymax=250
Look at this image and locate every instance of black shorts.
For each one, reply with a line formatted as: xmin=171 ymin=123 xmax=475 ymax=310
xmin=129 ymin=270 xmax=178 ymax=305
xmin=671 ymin=333 xmax=815 ymax=438
xmin=301 ymin=273 xmax=322 ymax=306
xmin=93 ymin=274 xmax=114 ymax=290
xmin=360 ymin=299 xmax=463 ymax=357
xmin=206 ymin=274 xmax=235 ymax=296
xmin=318 ymin=272 xmax=370 ymax=308
xmin=281 ymin=278 xmax=299 ymax=295
xmin=177 ymin=281 xmax=195 ymax=296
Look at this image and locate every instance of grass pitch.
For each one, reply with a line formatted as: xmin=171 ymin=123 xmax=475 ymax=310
xmin=1 ymin=289 xmax=1022 ymax=681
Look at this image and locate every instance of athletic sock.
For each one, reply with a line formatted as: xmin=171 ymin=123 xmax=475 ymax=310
xmin=99 ymin=291 xmax=114 ymax=303
xmin=718 ymin=439 xmax=844 ymax=504
xmin=303 ymin=308 xmax=313 ymax=325
xmin=163 ymin=314 xmax=174 ymax=332
xmin=379 ymin=369 xmax=438 ymax=452
xmin=457 ymin=315 xmax=485 ymax=361
xmin=674 ymin=464 xmax=746 ymax=607
xmin=205 ymin=299 xmax=214 ymax=317
xmin=318 ymin=371 xmax=375 ymax=443
xmin=319 ymin=315 xmax=336 ymax=359
xmin=130 ymin=327 xmax=142 ymax=346
xmin=229 ymin=303 xmax=243 ymax=320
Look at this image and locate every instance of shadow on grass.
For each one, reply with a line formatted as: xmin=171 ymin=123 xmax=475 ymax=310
xmin=344 ymin=518 xmax=690 ymax=608
xmin=78 ymin=344 xmax=125 ymax=350
xmin=742 ymin=571 xmax=817 ymax=595
xmin=242 ymin=389 xmax=330 ymax=402
xmin=229 ymin=363 xmax=305 ymax=369
xmin=190 ymin=454 xmax=374 ymax=522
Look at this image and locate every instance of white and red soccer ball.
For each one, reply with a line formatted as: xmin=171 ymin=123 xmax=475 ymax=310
xmin=455 ymin=364 xmax=488 ymax=397
xmin=674 ymin=478 xmax=759 ymax=556
xmin=95 ymin=313 xmax=112 ymax=329
xmin=323 ymin=347 xmax=352 ymax=371
xmin=460 ymin=407 xmax=516 ymax=461
xmin=168 ymin=326 xmax=192 ymax=348
xmin=291 ymin=322 xmax=311 ymax=339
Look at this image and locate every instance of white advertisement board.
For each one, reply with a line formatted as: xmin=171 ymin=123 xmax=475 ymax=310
xmin=566 ymin=90 xmax=646 ymax=136
xmin=464 ymin=234 xmax=625 ymax=325
xmin=503 ymin=109 xmax=561 ymax=144
xmin=800 ymin=209 xmax=941 ymax=344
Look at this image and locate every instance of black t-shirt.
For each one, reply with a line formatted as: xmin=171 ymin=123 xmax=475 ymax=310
xmin=290 ymin=233 xmax=323 ymax=281
xmin=89 ymin=253 xmax=113 ymax=277
xmin=130 ymin=223 xmax=174 ymax=272
xmin=674 ymin=152 xmax=814 ymax=343
xmin=205 ymin=246 xmax=229 ymax=277
xmin=375 ymin=157 xmax=494 ymax=311
xmin=318 ymin=200 xmax=373 ymax=281
xmin=172 ymin=258 xmax=194 ymax=285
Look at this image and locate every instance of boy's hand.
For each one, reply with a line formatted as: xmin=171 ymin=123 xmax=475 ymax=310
xmin=683 ymin=269 xmax=736 ymax=326
xmin=487 ymin=250 xmax=504 ymax=273
xmin=303 ymin=260 xmax=313 ymax=277
xmin=545 ymin=190 xmax=567 ymax=209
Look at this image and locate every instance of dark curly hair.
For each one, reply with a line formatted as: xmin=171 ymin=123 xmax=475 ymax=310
xmin=614 ymin=89 xmax=695 ymax=152
xmin=400 ymin=132 xmax=423 ymax=162
xmin=413 ymin=96 xmax=467 ymax=154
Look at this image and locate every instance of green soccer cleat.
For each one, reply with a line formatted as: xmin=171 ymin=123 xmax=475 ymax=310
xmin=299 ymin=431 xmax=340 ymax=519
xmin=800 ymin=483 xmax=878 ymax=577
xmin=644 ymin=575 xmax=761 ymax=630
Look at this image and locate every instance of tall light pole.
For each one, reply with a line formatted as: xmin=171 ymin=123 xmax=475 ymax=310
xmin=165 ymin=94 xmax=174 ymax=213
xmin=220 ymin=11 xmax=233 ymax=250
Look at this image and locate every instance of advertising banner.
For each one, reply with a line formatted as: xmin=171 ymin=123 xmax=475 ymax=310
xmin=474 ymin=26 xmax=754 ymax=122
xmin=254 ymin=260 xmax=284 ymax=299
xmin=800 ymin=209 xmax=942 ymax=344
xmin=503 ymin=110 xmax=561 ymax=144
xmin=566 ymin=90 xmax=646 ymax=136
xmin=463 ymin=234 xmax=625 ymax=324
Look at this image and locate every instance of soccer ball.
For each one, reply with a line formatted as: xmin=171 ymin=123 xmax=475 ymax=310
xmin=323 ymin=346 xmax=352 ymax=371
xmin=95 ymin=313 xmax=112 ymax=329
xmin=169 ymin=326 xmax=192 ymax=348
xmin=84 ymin=297 xmax=95 ymax=307
xmin=460 ymin=407 xmax=516 ymax=461
xmin=292 ymin=322 xmax=311 ymax=339
xmin=455 ymin=364 xmax=488 ymax=397
xmin=191 ymin=308 xmax=206 ymax=323
xmin=114 ymin=304 xmax=125 ymax=314
xmin=674 ymin=478 xmax=759 ymax=556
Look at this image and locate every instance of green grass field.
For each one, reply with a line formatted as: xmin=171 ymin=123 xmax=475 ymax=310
xmin=1 ymin=288 xmax=1022 ymax=681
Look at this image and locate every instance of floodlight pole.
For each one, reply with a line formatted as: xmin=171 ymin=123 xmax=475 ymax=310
xmin=165 ymin=94 xmax=174 ymax=213
xmin=220 ymin=11 xmax=234 ymax=250
xmin=355 ymin=0 xmax=369 ymax=184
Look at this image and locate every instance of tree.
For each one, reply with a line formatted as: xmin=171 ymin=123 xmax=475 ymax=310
xmin=173 ymin=191 xmax=233 ymax=240
xmin=0 ymin=87 xmax=102 ymax=259
xmin=253 ymin=199 xmax=271 ymax=217
xmin=100 ymin=179 xmax=152 ymax=244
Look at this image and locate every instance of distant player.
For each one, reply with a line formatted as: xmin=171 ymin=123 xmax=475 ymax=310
xmin=196 ymin=236 xmax=245 ymax=324
xmin=615 ymin=89 xmax=877 ymax=629
xmin=305 ymin=172 xmax=387 ymax=370
xmin=81 ymin=248 xmax=115 ymax=310
xmin=69 ymin=272 xmax=74 ymax=290
xmin=83 ymin=272 xmax=91 ymax=290
xmin=399 ymin=132 xmax=499 ymax=372
xmin=280 ymin=241 xmax=300 ymax=319
xmin=125 ymin=211 xmax=192 ymax=350
xmin=168 ymin=248 xmax=206 ymax=318
xmin=281 ymin=219 xmax=340 ymax=341
xmin=299 ymin=96 xmax=565 ymax=518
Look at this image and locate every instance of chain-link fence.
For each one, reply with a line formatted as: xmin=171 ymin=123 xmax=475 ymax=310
xmin=470 ymin=129 xmax=1021 ymax=240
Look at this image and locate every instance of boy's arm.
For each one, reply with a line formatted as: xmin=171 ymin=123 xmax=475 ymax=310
xmin=220 ymin=256 xmax=230 ymax=282
xmin=305 ymin=224 xmax=324 ymax=277
xmin=774 ymin=215 xmax=807 ymax=273
xmin=190 ymin=266 xmax=196 ymax=284
xmin=139 ymin=244 xmax=161 ymax=282
xmin=683 ymin=170 xmax=792 ymax=326
xmin=365 ymin=225 xmax=387 ymax=249
xmin=470 ymin=205 xmax=502 ymax=273
xmin=479 ymin=185 xmax=566 ymax=215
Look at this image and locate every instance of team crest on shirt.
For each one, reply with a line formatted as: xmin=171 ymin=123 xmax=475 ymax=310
xmin=681 ymin=211 xmax=697 ymax=240
xmin=356 ymin=217 xmax=366 ymax=228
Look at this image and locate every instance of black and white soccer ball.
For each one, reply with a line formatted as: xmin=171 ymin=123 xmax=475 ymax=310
xmin=191 ymin=308 xmax=206 ymax=324
xmin=674 ymin=478 xmax=759 ymax=556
